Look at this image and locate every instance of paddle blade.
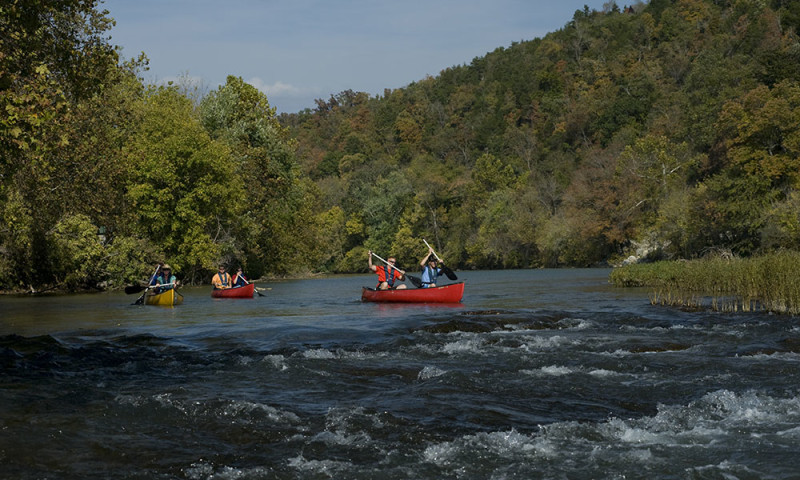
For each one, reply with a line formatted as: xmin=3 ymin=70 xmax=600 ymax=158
xmin=125 ymin=284 xmax=146 ymax=295
xmin=406 ymin=274 xmax=423 ymax=288
xmin=442 ymin=265 xmax=458 ymax=280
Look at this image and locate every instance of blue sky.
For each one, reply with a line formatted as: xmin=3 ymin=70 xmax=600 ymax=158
xmin=103 ymin=0 xmax=615 ymax=113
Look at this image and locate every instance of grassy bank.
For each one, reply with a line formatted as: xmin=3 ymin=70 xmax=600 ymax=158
xmin=609 ymin=252 xmax=800 ymax=314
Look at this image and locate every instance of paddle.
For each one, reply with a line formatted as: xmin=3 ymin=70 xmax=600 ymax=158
xmin=423 ymin=239 xmax=458 ymax=280
xmin=237 ymin=273 xmax=266 ymax=297
xmin=132 ymin=264 xmax=161 ymax=305
xmin=370 ymin=252 xmax=423 ymax=288
xmin=126 ymin=264 xmax=162 ymax=295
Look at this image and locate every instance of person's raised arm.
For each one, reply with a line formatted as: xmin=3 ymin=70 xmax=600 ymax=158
xmin=420 ymin=249 xmax=433 ymax=267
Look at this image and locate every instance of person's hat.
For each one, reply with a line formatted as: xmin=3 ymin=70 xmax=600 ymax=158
xmin=162 ymin=264 xmax=171 ymax=270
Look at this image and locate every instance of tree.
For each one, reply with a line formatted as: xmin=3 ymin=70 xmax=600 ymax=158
xmin=717 ymin=81 xmax=800 ymax=191
xmin=0 ymin=1 xmax=124 ymax=290
xmin=125 ymin=86 xmax=240 ymax=282
xmin=199 ymin=76 xmax=317 ymax=275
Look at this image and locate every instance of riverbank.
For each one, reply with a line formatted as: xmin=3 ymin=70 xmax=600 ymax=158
xmin=610 ymin=251 xmax=800 ymax=314
xmin=0 ymin=269 xmax=340 ymax=296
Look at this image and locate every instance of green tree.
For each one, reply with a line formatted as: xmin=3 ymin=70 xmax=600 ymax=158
xmin=199 ymin=76 xmax=317 ymax=275
xmin=0 ymin=1 xmax=126 ymax=290
xmin=717 ymin=81 xmax=800 ymax=190
xmin=125 ymin=86 xmax=240 ymax=282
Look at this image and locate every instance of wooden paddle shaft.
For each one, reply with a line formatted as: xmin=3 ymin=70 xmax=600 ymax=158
xmin=423 ymin=239 xmax=443 ymax=262
xmin=370 ymin=252 xmax=405 ymax=274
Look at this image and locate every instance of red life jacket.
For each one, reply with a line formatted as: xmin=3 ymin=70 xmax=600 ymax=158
xmin=376 ymin=265 xmax=401 ymax=287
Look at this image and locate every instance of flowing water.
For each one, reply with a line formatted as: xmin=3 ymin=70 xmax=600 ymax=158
xmin=2 ymin=269 xmax=799 ymax=479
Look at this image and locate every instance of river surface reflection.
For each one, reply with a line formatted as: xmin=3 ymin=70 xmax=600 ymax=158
xmin=2 ymin=269 xmax=799 ymax=479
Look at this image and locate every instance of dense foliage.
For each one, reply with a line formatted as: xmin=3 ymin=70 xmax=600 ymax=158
xmin=0 ymin=1 xmax=314 ymax=291
xmin=2 ymin=0 xmax=799 ymax=291
xmin=282 ymin=0 xmax=800 ymax=272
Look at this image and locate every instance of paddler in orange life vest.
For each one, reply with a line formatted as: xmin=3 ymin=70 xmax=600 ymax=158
xmin=368 ymin=251 xmax=407 ymax=290
xmin=212 ymin=265 xmax=231 ymax=290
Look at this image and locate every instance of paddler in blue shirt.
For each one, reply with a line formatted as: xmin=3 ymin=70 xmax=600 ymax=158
xmin=154 ymin=264 xmax=178 ymax=293
xmin=419 ymin=249 xmax=442 ymax=288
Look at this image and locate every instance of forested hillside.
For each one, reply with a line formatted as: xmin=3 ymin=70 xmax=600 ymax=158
xmin=2 ymin=0 xmax=799 ymax=292
xmin=282 ymin=0 xmax=800 ymax=272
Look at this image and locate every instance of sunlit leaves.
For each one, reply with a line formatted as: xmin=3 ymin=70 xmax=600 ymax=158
xmin=125 ymin=86 xmax=238 ymax=277
xmin=718 ymin=80 xmax=800 ymax=188
xmin=199 ymin=76 xmax=312 ymax=275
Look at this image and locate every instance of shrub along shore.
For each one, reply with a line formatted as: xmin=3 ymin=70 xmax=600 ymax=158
xmin=609 ymin=252 xmax=800 ymax=315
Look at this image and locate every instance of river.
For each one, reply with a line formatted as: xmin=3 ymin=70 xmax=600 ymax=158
xmin=1 ymin=269 xmax=799 ymax=479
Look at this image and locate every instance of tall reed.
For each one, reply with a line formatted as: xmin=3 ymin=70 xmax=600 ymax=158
xmin=609 ymin=252 xmax=800 ymax=314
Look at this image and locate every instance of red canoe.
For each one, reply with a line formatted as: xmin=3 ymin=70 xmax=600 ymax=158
xmin=211 ymin=283 xmax=255 ymax=298
xmin=361 ymin=282 xmax=464 ymax=303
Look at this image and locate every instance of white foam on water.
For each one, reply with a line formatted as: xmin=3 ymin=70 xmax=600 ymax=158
xmin=685 ymin=460 xmax=761 ymax=478
xmin=310 ymin=429 xmax=373 ymax=448
xmin=236 ymin=355 xmax=254 ymax=366
xmin=325 ymin=405 xmax=386 ymax=431
xmin=420 ymin=390 xmax=800 ymax=475
xmin=737 ymin=351 xmax=800 ymax=362
xmin=777 ymin=425 xmax=800 ymax=437
xmin=597 ymin=389 xmax=800 ymax=448
xmin=600 ymin=417 xmax=667 ymax=444
xmin=262 ymin=354 xmax=287 ymax=370
xmin=302 ymin=348 xmax=336 ymax=359
xmin=521 ymin=365 xmax=632 ymax=379
xmin=538 ymin=365 xmax=574 ymax=376
xmin=442 ymin=336 xmax=485 ymax=355
xmin=116 ymin=392 xmax=301 ymax=425
xmin=183 ymin=462 xmax=273 ymax=480
xmin=620 ymin=325 xmax=671 ymax=333
xmin=520 ymin=335 xmax=575 ymax=352
xmin=288 ymin=455 xmax=352 ymax=476
xmin=548 ymin=317 xmax=595 ymax=330
xmin=423 ymin=429 xmax=545 ymax=466
xmin=218 ymin=399 xmax=301 ymax=425
xmin=418 ymin=365 xmax=447 ymax=380
xmin=600 ymin=345 xmax=696 ymax=357
xmin=337 ymin=349 xmax=389 ymax=360
xmin=182 ymin=460 xmax=213 ymax=479
xmin=586 ymin=368 xmax=614 ymax=376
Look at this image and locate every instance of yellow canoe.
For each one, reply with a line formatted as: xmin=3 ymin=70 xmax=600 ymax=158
xmin=144 ymin=288 xmax=184 ymax=306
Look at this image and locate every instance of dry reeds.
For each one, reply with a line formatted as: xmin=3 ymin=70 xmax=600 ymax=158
xmin=609 ymin=251 xmax=800 ymax=314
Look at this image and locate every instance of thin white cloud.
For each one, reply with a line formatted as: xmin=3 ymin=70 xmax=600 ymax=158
xmin=246 ymin=78 xmax=313 ymax=98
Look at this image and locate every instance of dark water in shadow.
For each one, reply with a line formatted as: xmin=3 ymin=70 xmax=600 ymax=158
xmin=2 ymin=270 xmax=799 ymax=479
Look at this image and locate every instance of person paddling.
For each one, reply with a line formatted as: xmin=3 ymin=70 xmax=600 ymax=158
xmin=212 ymin=265 xmax=231 ymax=290
xmin=154 ymin=264 xmax=178 ymax=293
xmin=232 ymin=267 xmax=248 ymax=287
xmin=368 ymin=251 xmax=407 ymax=290
xmin=419 ymin=249 xmax=442 ymax=288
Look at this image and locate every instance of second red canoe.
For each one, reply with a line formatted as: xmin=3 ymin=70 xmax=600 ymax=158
xmin=211 ymin=283 xmax=255 ymax=298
